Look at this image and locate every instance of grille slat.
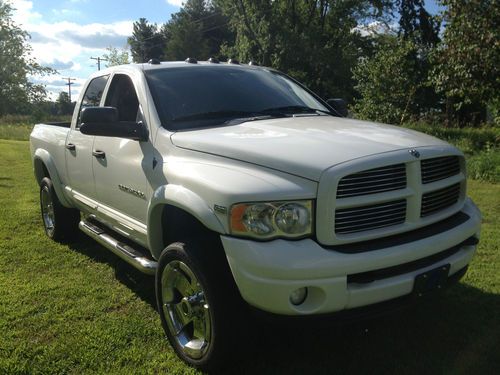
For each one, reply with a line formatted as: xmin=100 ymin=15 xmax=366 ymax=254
xmin=422 ymin=187 xmax=460 ymax=202
xmin=337 ymin=179 xmax=407 ymax=194
xmin=340 ymin=168 xmax=406 ymax=181
xmin=336 ymin=201 xmax=406 ymax=216
xmin=336 ymin=218 xmax=407 ymax=234
xmin=336 ymin=208 xmax=406 ymax=222
xmin=422 ymin=168 xmax=461 ymax=180
xmin=332 ymin=156 xmax=463 ymax=238
xmin=335 ymin=199 xmax=406 ymax=234
xmin=335 ymin=210 xmax=406 ymax=226
xmin=337 ymin=163 xmax=406 ymax=198
xmin=338 ymin=176 xmax=407 ymax=187
xmin=422 ymin=195 xmax=460 ymax=210
xmin=421 ymin=156 xmax=460 ymax=183
xmin=421 ymin=183 xmax=460 ymax=217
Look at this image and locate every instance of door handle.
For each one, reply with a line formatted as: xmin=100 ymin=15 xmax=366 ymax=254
xmin=92 ymin=150 xmax=106 ymax=159
xmin=65 ymin=143 xmax=76 ymax=151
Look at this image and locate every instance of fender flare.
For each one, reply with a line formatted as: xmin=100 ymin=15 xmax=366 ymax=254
xmin=147 ymin=184 xmax=226 ymax=259
xmin=33 ymin=148 xmax=72 ymax=207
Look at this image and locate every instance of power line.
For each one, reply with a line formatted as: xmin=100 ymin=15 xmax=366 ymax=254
xmin=90 ymin=56 xmax=109 ymax=71
xmin=62 ymin=77 xmax=76 ymax=102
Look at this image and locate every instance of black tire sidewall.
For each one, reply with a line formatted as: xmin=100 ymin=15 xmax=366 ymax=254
xmin=155 ymin=240 xmax=238 ymax=371
xmin=40 ymin=177 xmax=79 ymax=242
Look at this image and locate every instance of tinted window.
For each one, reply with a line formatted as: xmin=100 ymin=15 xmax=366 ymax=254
xmin=104 ymin=74 xmax=139 ymax=122
xmin=77 ymin=75 xmax=109 ymax=127
xmin=145 ymin=66 xmax=329 ymax=130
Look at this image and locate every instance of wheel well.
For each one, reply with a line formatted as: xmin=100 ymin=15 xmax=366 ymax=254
xmin=161 ymin=204 xmax=221 ymax=249
xmin=34 ymin=158 xmax=50 ymax=185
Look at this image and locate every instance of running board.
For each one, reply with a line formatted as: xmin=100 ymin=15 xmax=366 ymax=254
xmin=79 ymin=220 xmax=157 ymax=275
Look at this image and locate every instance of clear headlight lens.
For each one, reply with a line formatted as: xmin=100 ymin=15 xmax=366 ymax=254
xmin=230 ymin=200 xmax=313 ymax=239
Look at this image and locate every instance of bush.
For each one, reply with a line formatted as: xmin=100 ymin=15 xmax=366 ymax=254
xmin=402 ymin=122 xmax=499 ymax=183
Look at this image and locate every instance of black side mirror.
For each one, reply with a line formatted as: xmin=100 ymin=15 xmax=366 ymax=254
xmin=80 ymin=107 xmax=148 ymax=141
xmin=327 ymin=98 xmax=348 ymax=117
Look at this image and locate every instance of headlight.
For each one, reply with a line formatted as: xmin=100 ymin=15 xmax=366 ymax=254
xmin=230 ymin=200 xmax=313 ymax=239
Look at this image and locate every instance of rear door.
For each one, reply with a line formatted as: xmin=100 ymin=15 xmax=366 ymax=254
xmin=65 ymin=75 xmax=109 ymax=205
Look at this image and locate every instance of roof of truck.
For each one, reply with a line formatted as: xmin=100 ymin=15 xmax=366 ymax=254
xmin=97 ymin=59 xmax=267 ymax=75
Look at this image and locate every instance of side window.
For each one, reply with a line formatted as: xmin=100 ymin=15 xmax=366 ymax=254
xmin=104 ymin=74 xmax=140 ymax=122
xmin=77 ymin=75 xmax=109 ymax=128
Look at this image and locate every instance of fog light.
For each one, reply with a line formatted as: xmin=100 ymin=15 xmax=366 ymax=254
xmin=289 ymin=287 xmax=308 ymax=305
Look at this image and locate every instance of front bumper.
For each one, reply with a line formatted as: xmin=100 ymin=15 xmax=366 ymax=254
xmin=221 ymin=198 xmax=481 ymax=315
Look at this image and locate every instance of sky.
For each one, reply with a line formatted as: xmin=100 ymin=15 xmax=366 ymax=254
xmin=11 ymin=0 xmax=182 ymax=100
xmin=10 ymin=0 xmax=443 ymax=101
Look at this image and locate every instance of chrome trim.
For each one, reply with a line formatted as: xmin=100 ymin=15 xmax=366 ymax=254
xmin=79 ymin=220 xmax=157 ymax=275
xmin=41 ymin=186 xmax=55 ymax=236
xmin=161 ymin=260 xmax=212 ymax=360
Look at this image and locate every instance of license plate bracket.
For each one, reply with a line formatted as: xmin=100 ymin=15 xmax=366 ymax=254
xmin=413 ymin=264 xmax=450 ymax=296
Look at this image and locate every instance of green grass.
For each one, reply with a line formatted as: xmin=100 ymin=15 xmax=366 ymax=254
xmin=0 ymin=124 xmax=33 ymax=141
xmin=0 ymin=138 xmax=499 ymax=374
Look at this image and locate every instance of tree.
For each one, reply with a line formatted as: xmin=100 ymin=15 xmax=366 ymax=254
xmin=55 ymin=91 xmax=74 ymax=115
xmin=214 ymin=0 xmax=393 ymax=101
xmin=353 ymin=37 xmax=425 ymax=124
xmin=431 ymin=0 xmax=499 ymax=125
xmin=127 ymin=18 xmax=165 ymax=63
xmin=0 ymin=0 xmax=53 ymax=116
xmin=162 ymin=0 xmax=233 ymax=61
xmin=398 ymin=0 xmax=440 ymax=46
xmin=102 ymin=46 xmax=130 ymax=67
xmin=352 ymin=0 xmax=442 ymax=124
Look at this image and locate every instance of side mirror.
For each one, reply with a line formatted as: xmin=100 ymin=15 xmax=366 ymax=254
xmin=80 ymin=107 xmax=148 ymax=141
xmin=327 ymin=98 xmax=348 ymax=117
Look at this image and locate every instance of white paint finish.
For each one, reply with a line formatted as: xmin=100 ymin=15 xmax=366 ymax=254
xmin=65 ymin=130 xmax=96 ymax=200
xmin=315 ymin=145 xmax=466 ymax=245
xmin=171 ymin=116 xmax=449 ymax=181
xmin=29 ymin=63 xmax=482 ymax=316
xmin=92 ymin=136 xmax=151 ymax=223
xmin=221 ymin=199 xmax=480 ymax=315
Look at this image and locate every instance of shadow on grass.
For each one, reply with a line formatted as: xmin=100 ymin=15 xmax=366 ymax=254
xmin=68 ymin=236 xmax=499 ymax=374
xmin=223 ymin=285 xmax=500 ymax=375
xmin=68 ymin=234 xmax=156 ymax=310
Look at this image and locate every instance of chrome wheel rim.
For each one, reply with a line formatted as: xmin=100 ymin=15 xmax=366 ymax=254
xmin=161 ymin=260 xmax=212 ymax=359
xmin=41 ymin=187 xmax=55 ymax=236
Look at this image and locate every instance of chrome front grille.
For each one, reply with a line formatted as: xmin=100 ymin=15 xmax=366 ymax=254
xmin=421 ymin=183 xmax=461 ymax=217
xmin=336 ymin=164 xmax=406 ymax=198
xmin=329 ymin=152 xmax=465 ymax=241
xmin=421 ymin=156 xmax=460 ymax=184
xmin=335 ymin=199 xmax=406 ymax=234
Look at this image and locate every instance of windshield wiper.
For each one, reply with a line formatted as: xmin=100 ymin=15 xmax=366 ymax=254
xmin=260 ymin=105 xmax=333 ymax=116
xmin=172 ymin=110 xmax=259 ymax=122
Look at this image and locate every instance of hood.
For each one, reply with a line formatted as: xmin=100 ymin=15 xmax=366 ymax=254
xmin=171 ymin=116 xmax=448 ymax=181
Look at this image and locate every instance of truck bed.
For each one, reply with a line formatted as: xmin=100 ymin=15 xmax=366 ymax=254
xmin=43 ymin=122 xmax=71 ymax=128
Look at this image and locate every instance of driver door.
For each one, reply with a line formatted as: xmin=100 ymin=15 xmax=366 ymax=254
xmin=92 ymin=73 xmax=154 ymax=240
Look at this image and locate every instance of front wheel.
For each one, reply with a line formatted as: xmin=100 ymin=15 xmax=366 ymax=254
xmin=155 ymin=240 xmax=243 ymax=370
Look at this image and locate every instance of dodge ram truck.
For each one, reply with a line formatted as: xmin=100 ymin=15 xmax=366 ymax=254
xmin=30 ymin=59 xmax=481 ymax=369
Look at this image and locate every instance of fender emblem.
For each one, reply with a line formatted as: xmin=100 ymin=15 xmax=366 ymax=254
xmin=118 ymin=184 xmax=146 ymax=199
xmin=409 ymin=149 xmax=420 ymax=158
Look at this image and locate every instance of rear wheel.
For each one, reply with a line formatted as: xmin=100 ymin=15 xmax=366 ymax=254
xmin=156 ymin=240 xmax=244 ymax=370
xmin=40 ymin=177 xmax=80 ymax=242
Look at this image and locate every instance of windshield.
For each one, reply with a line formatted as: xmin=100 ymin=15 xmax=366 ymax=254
xmin=144 ymin=65 xmax=332 ymax=130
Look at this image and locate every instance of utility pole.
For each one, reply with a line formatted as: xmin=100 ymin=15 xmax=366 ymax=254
xmin=62 ymin=77 xmax=76 ymax=102
xmin=90 ymin=56 xmax=109 ymax=71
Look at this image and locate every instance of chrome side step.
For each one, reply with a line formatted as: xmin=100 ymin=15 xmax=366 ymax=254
xmin=79 ymin=220 xmax=157 ymax=275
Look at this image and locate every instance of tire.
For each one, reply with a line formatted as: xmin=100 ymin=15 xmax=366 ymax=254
xmin=155 ymin=239 xmax=244 ymax=371
xmin=40 ymin=177 xmax=80 ymax=242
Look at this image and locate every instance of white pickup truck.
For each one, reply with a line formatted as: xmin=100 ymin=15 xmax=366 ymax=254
xmin=30 ymin=59 xmax=481 ymax=369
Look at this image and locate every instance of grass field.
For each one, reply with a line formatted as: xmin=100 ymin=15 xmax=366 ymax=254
xmin=0 ymin=138 xmax=499 ymax=374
